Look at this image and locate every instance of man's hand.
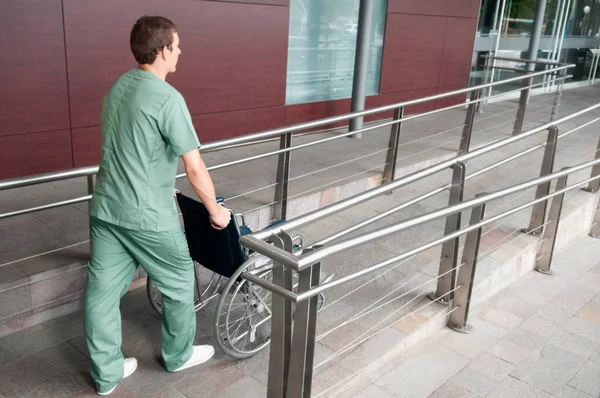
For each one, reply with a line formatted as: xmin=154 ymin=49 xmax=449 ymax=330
xmin=210 ymin=205 xmax=231 ymax=230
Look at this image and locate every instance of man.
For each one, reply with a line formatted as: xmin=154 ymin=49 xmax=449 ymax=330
xmin=84 ymin=15 xmax=231 ymax=396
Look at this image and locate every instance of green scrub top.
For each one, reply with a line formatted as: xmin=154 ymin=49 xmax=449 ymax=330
xmin=89 ymin=68 xmax=201 ymax=232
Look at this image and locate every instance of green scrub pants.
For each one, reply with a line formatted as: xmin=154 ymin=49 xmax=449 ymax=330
xmin=84 ymin=217 xmax=196 ymax=394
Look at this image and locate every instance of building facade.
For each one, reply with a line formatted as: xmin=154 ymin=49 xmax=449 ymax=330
xmin=0 ymin=0 xmax=481 ymax=180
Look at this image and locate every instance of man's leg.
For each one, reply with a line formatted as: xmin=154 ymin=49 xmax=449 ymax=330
xmin=84 ymin=218 xmax=138 ymax=394
xmin=124 ymin=228 xmax=196 ymax=371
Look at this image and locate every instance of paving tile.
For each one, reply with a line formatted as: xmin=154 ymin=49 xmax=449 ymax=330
xmin=450 ymin=353 xmax=515 ymax=397
xmin=575 ymin=302 xmax=600 ymax=325
xmin=216 ymin=376 xmax=266 ymax=398
xmin=351 ymin=383 xmax=396 ymax=398
xmin=487 ymin=338 xmax=532 ymax=365
xmin=568 ymin=349 xmax=600 ymax=397
xmin=520 ymin=316 xmax=560 ymax=338
xmin=172 ymin=361 xmax=247 ymax=397
xmin=487 ymin=376 xmax=553 ymax=398
xmin=0 ymin=342 xmax=88 ymax=397
xmin=571 ymin=272 xmax=600 ymax=294
xmin=24 ymin=370 xmax=88 ymax=397
xmin=373 ymin=342 xmax=469 ymax=398
xmin=536 ymin=294 xmax=591 ymax=325
xmin=547 ymin=331 xmax=599 ymax=358
xmin=428 ymin=382 xmax=478 ymax=398
xmin=556 ymin=386 xmax=595 ymax=398
xmin=451 ymin=366 xmax=500 ymax=397
xmin=73 ymin=384 xmax=134 ymax=398
xmin=484 ymin=295 xmax=541 ymax=319
xmin=504 ymin=326 xmax=547 ymax=351
xmin=433 ymin=324 xmax=503 ymax=360
xmin=510 ymin=343 xmax=587 ymax=395
xmin=478 ymin=307 xmax=525 ymax=330
xmin=565 ymin=316 xmax=600 ymax=344
xmin=146 ymin=388 xmax=188 ymax=398
xmin=0 ymin=311 xmax=83 ymax=361
xmin=555 ymin=241 xmax=600 ymax=267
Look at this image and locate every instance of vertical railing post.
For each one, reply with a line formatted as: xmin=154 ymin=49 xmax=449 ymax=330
xmin=87 ymin=174 xmax=95 ymax=196
xmin=459 ymin=90 xmax=481 ymax=155
xmin=448 ymin=198 xmax=487 ymax=333
xmin=589 ymin=190 xmax=600 ymax=238
xmin=477 ymin=55 xmax=490 ymax=114
xmin=550 ymin=68 xmax=567 ymax=121
xmin=513 ymin=76 xmax=534 ymax=135
xmin=523 ymin=125 xmax=559 ymax=235
xmin=286 ymin=250 xmax=320 ymax=398
xmin=535 ymin=170 xmax=569 ymax=274
xmin=266 ymin=232 xmax=294 ymax=398
xmin=273 ymin=133 xmax=292 ymax=221
xmin=382 ymin=107 xmax=404 ymax=185
xmin=583 ymin=135 xmax=600 ymax=193
xmin=431 ymin=162 xmax=466 ymax=303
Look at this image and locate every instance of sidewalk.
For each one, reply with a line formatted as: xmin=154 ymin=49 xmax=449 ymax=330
xmin=343 ymin=235 xmax=600 ymax=398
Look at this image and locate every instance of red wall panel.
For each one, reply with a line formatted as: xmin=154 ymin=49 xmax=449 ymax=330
xmin=64 ymin=0 xmax=289 ymax=128
xmin=365 ymin=88 xmax=439 ymax=120
xmin=284 ymin=99 xmax=352 ymax=131
xmin=210 ymin=0 xmax=288 ymax=5
xmin=470 ymin=0 xmax=483 ymax=18
xmin=0 ymin=0 xmax=70 ymax=137
xmin=0 ymin=130 xmax=73 ymax=179
xmin=0 ymin=0 xmax=481 ymax=180
xmin=72 ymin=126 xmax=101 ymax=168
xmin=379 ymin=14 xmax=447 ymax=94
xmin=438 ymin=18 xmax=479 ymax=87
xmin=436 ymin=84 xmax=469 ymax=109
xmin=388 ymin=0 xmax=473 ymax=18
xmin=192 ymin=107 xmax=286 ymax=143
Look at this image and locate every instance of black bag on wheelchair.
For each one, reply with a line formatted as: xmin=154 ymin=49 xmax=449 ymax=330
xmin=176 ymin=192 xmax=245 ymax=278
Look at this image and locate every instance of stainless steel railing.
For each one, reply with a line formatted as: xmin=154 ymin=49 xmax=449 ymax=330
xmin=0 ymin=61 xmax=573 ymax=224
xmin=237 ymin=100 xmax=600 ymax=397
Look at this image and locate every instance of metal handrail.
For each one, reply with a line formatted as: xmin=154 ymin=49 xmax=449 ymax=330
xmin=485 ymin=55 xmax=568 ymax=66
xmin=241 ymin=102 xmax=600 ymax=249
xmin=0 ymin=63 xmax=572 ymax=194
xmin=242 ymin=158 xmax=600 ymax=302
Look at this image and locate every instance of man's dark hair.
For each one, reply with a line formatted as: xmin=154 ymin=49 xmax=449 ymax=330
xmin=130 ymin=16 xmax=177 ymax=65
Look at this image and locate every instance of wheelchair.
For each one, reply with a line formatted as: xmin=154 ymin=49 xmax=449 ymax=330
xmin=147 ymin=191 xmax=329 ymax=359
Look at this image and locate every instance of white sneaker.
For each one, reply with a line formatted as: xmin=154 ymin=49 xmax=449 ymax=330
xmin=171 ymin=345 xmax=215 ymax=373
xmin=97 ymin=357 xmax=138 ymax=396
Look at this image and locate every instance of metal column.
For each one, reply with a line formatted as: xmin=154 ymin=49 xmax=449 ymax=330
xmin=273 ymin=133 xmax=292 ymax=221
xmin=285 ymin=259 xmax=321 ymax=398
xmin=526 ymin=0 xmax=548 ymax=72
xmin=382 ymin=107 xmax=404 ymax=184
xmin=460 ymin=90 xmax=481 ymax=154
xmin=535 ymin=171 xmax=569 ymax=274
xmin=448 ymin=199 xmax=487 ymax=333
xmin=349 ymin=0 xmax=374 ymax=138
xmin=266 ymin=233 xmax=294 ymax=398
xmin=523 ymin=126 xmax=559 ymax=234
xmin=431 ymin=163 xmax=466 ymax=303
xmin=583 ymin=134 xmax=600 ymax=193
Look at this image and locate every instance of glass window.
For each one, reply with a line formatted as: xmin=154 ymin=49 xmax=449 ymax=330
xmin=285 ymin=0 xmax=388 ymax=105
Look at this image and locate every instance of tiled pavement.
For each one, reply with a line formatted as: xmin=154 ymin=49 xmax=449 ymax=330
xmin=0 ymin=237 xmax=599 ymax=397
xmin=341 ymin=236 xmax=600 ymax=398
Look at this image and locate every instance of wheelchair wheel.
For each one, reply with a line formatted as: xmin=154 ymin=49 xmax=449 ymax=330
xmin=214 ymin=254 xmax=274 ymax=359
xmin=147 ymin=262 xmax=221 ymax=315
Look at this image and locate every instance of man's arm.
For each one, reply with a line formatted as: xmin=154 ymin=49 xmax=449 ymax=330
xmin=181 ymin=148 xmax=230 ymax=230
